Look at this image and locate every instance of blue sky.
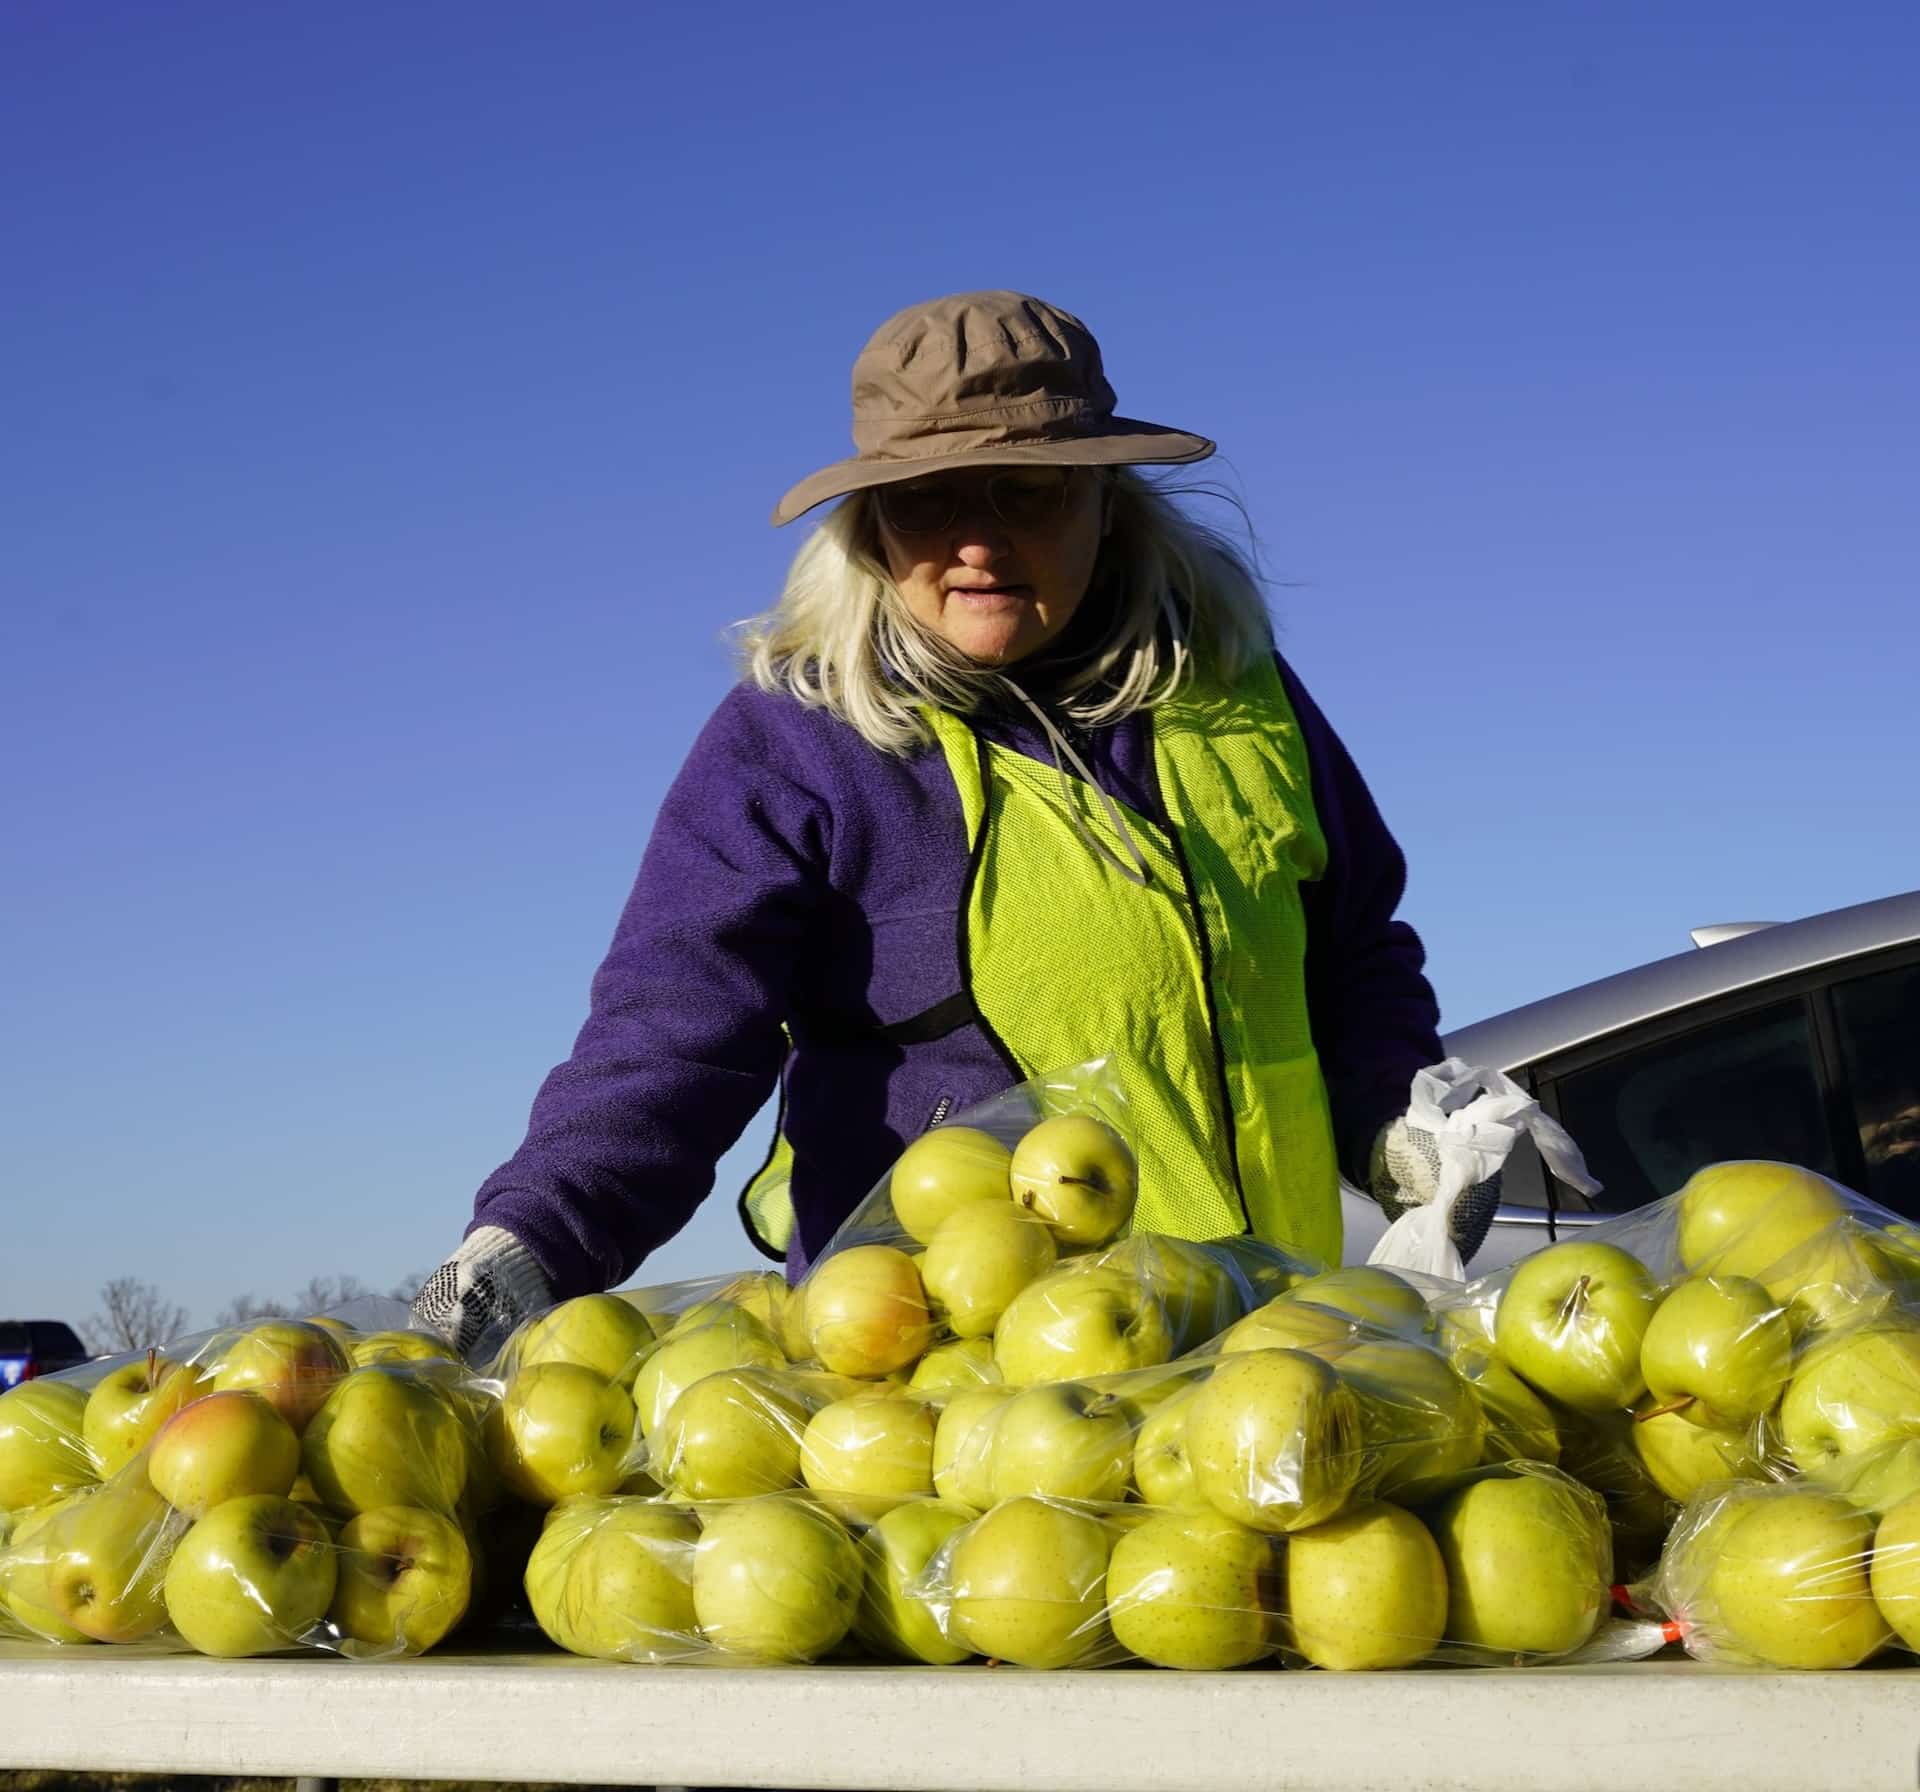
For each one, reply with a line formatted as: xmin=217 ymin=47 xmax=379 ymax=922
xmin=4 ymin=3 xmax=1915 ymax=1336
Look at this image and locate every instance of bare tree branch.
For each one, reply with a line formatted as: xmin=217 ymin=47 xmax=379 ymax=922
xmin=213 ymin=1293 xmax=290 ymax=1329
xmin=389 ymin=1270 xmax=428 ymax=1305
xmin=85 ymin=1278 xmax=190 ymax=1355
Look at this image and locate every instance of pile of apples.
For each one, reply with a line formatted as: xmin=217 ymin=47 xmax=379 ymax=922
xmin=0 ymin=1317 xmax=494 ymax=1658
xmin=1454 ymin=1159 xmax=1920 ymax=1670
xmin=496 ymin=1111 xmax=1630 ymax=1670
xmin=13 ymin=1130 xmax=1918 ymax=1677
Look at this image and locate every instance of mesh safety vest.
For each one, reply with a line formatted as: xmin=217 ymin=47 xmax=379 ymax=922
xmin=739 ymin=655 xmax=1342 ymax=1267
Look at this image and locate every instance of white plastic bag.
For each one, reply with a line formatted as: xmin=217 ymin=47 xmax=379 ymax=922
xmin=1367 ymin=1059 xmax=1602 ymax=1279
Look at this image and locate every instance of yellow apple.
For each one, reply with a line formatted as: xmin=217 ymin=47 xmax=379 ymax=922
xmin=947 ymin=1495 xmax=1113 ymax=1668
xmin=889 ymin=1126 xmax=1015 ymax=1243
xmin=798 ymin=1391 xmax=937 ymax=1522
xmin=804 ymin=1246 xmax=935 ymax=1378
xmin=692 ymin=1493 xmax=862 ymax=1662
xmin=331 ymin=1504 xmax=472 ymax=1654
xmin=163 ymin=1494 xmax=336 ymax=1657
xmin=212 ymin=1320 xmax=352 ymax=1433
xmin=0 ymin=1381 xmax=96 ymax=1509
xmin=1108 ymin=1506 xmax=1275 ymax=1669
xmin=525 ymin=1496 xmax=698 ymax=1661
xmin=148 ymin=1389 xmax=301 ymax=1518
xmin=1286 ymin=1499 xmax=1447 ymax=1670
xmin=516 ymin=1294 xmax=660 ymax=1387
xmin=488 ymin=1363 xmax=636 ymax=1505
xmin=1008 ymin=1113 xmax=1137 ymax=1246
xmin=854 ymin=1497 xmax=974 ymax=1664
xmin=83 ymin=1356 xmax=210 ymax=1476
xmin=921 ymin=1200 xmax=1056 ymax=1338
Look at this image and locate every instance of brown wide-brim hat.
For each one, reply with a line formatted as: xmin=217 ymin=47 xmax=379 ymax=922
xmin=771 ymin=290 xmax=1215 ymax=526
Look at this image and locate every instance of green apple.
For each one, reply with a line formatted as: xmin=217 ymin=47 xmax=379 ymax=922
xmin=163 ymin=1493 xmax=337 ymax=1657
xmin=1107 ymin=1505 xmax=1275 ymax=1669
xmin=804 ymin=1246 xmax=936 ymax=1379
xmin=1777 ymin=1323 xmax=1920 ymax=1514
xmin=516 ymin=1293 xmax=659 ymax=1387
xmin=930 ymin=1386 xmax=1014 ymax=1511
xmin=1282 ymin=1267 xmax=1431 ymax=1338
xmin=1132 ymin=1382 xmax=1207 ymax=1508
xmin=82 ymin=1356 xmax=210 ymax=1476
xmin=992 ymin=1262 xmax=1174 ymax=1385
xmin=330 ymin=1504 xmax=471 ymax=1654
xmin=1451 ymin=1344 xmax=1562 ymax=1466
xmin=212 ymin=1320 xmax=352 ymax=1433
xmin=302 ymin=1365 xmax=473 ymax=1517
xmin=1676 ymin=1160 xmax=1850 ymax=1289
xmin=488 ymin=1364 xmax=636 ymax=1506
xmin=947 ymin=1494 xmax=1113 ymax=1668
xmin=0 ymin=1380 xmax=96 ymax=1509
xmin=1101 ymin=1236 xmax=1247 ymax=1356
xmin=1869 ymin=1488 xmax=1920 ymax=1652
xmin=987 ymin=1383 xmax=1131 ymax=1506
xmin=1702 ymin=1489 xmax=1888 ymax=1668
xmin=798 ymin=1391 xmax=937 ymax=1522
xmin=1639 ymin=1275 xmax=1791 ymax=1429
xmin=632 ymin=1308 xmax=785 ymax=1441
xmin=525 ymin=1496 xmax=698 ymax=1661
xmin=1184 ymin=1347 xmax=1364 ymax=1533
xmin=1676 ymin=1162 xmax=1894 ymax=1331
xmin=1008 ymin=1114 xmax=1137 ymax=1246
xmin=922 ymin=1200 xmax=1057 ymax=1339
xmin=45 ymin=1478 xmax=185 ymax=1643
xmin=908 ymin=1337 xmax=999 ymax=1392
xmin=692 ymin=1493 xmax=862 ymax=1662
xmin=1631 ymin=1400 xmax=1766 ymax=1504
xmin=652 ymin=1365 xmax=809 ymax=1500
xmin=1325 ymin=1337 xmax=1486 ymax=1504
xmin=1431 ymin=1467 xmax=1611 ymax=1657
xmin=1494 ymin=1240 xmax=1659 ymax=1413
xmin=0 ymin=1492 xmax=95 ymax=1642
xmin=667 ymin=1270 xmax=789 ymax=1344
xmin=889 ymin=1126 xmax=1015 ymax=1243
xmin=1285 ymin=1499 xmax=1447 ymax=1670
xmin=147 ymin=1389 xmax=301 ymax=1518
xmin=350 ymin=1330 xmax=460 ymax=1369
xmin=854 ymin=1497 xmax=974 ymax=1664
xmin=1218 ymin=1296 xmax=1358 ymax=1357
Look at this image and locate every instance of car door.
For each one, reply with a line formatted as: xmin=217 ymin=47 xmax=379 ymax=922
xmin=1481 ymin=943 xmax=1920 ymax=1269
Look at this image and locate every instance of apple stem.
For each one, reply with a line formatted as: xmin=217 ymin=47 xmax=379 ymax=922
xmin=146 ymin=1345 xmax=158 ymax=1385
xmin=1635 ymin=1397 xmax=1694 ymax=1424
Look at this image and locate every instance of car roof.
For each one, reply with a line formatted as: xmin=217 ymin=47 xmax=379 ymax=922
xmin=1443 ymin=888 xmax=1920 ymax=1074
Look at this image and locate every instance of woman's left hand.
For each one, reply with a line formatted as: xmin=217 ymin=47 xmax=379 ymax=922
xmin=1368 ymin=1116 xmax=1504 ymax=1264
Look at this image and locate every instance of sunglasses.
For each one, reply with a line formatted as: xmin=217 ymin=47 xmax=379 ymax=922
xmin=873 ymin=467 xmax=1078 ymax=535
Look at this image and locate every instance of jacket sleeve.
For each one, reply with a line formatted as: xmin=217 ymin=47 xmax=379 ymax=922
xmin=467 ymin=690 xmax=830 ymax=1297
xmin=1276 ymin=655 xmax=1445 ymax=1189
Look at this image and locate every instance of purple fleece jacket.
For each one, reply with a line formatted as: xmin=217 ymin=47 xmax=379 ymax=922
xmin=470 ymin=655 xmax=1443 ymax=1296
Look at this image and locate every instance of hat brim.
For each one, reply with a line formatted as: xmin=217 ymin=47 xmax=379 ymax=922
xmin=769 ymin=419 xmax=1216 ymax=526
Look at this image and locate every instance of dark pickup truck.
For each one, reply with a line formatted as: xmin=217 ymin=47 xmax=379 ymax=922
xmin=0 ymin=1320 xmax=90 ymax=1389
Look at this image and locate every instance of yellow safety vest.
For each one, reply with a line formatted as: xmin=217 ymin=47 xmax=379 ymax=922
xmin=740 ymin=654 xmax=1342 ymax=1266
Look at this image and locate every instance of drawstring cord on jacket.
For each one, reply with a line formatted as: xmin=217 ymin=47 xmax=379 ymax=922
xmin=997 ymin=678 xmax=1152 ymax=888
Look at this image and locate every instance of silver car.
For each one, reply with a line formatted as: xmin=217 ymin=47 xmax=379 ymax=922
xmin=1341 ymin=888 xmax=1920 ymax=1274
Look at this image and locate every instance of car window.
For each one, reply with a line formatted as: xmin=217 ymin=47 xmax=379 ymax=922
xmin=1547 ymin=997 xmax=1834 ymax=1215
xmin=1831 ymin=960 xmax=1920 ymax=1217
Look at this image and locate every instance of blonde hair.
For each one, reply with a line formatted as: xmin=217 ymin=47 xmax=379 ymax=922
xmin=736 ymin=469 xmax=1276 ymax=755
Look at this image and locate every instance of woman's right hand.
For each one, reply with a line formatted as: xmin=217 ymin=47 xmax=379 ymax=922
xmin=409 ymin=1226 xmax=553 ymax=1362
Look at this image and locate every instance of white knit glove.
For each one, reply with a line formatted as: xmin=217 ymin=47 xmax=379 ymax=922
xmin=410 ymin=1226 xmax=553 ymax=1362
xmin=1369 ymin=1117 xmax=1503 ymax=1263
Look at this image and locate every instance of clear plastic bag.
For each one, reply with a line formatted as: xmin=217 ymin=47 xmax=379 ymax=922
xmin=0 ymin=1300 xmax=502 ymax=1660
xmin=1643 ymin=1476 xmax=1904 ymax=1668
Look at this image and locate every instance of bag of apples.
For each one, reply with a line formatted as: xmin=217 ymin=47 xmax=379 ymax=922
xmin=0 ymin=1299 xmax=510 ymax=1660
xmin=1636 ymin=1473 xmax=1920 ymax=1669
xmin=1435 ymin=1159 xmax=1920 ymax=1586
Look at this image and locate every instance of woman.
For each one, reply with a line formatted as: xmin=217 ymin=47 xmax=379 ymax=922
xmin=414 ymin=291 xmax=1490 ymax=1354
